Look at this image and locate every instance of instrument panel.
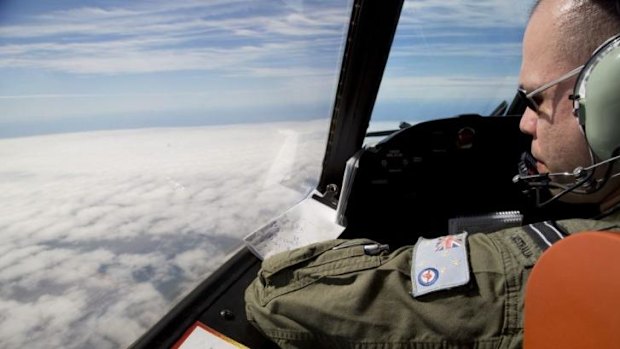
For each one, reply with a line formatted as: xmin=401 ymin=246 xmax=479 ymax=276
xmin=338 ymin=114 xmax=531 ymax=247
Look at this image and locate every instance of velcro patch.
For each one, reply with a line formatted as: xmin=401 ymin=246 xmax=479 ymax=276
xmin=411 ymin=232 xmax=470 ymax=297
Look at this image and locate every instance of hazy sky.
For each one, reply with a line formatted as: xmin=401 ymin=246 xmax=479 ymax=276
xmin=0 ymin=0 xmax=349 ymax=137
xmin=0 ymin=0 xmax=533 ymax=138
xmin=373 ymin=0 xmax=534 ymax=120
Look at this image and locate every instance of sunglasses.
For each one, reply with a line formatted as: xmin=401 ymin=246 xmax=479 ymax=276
xmin=518 ymin=65 xmax=584 ymax=113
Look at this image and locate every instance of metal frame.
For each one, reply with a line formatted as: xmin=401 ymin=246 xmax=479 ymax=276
xmin=317 ymin=0 xmax=405 ymax=195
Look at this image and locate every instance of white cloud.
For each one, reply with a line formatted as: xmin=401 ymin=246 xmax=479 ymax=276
xmin=401 ymin=0 xmax=534 ymax=29
xmin=0 ymin=120 xmax=328 ymax=348
xmin=0 ymin=41 xmax=311 ymax=75
xmin=0 ymin=78 xmax=337 ymax=122
xmin=390 ymin=42 xmax=523 ymax=58
xmin=378 ymin=75 xmax=519 ymax=101
xmin=0 ymin=1 xmax=349 ymax=75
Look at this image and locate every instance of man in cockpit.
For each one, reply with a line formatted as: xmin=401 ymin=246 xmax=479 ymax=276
xmin=245 ymin=0 xmax=620 ymax=347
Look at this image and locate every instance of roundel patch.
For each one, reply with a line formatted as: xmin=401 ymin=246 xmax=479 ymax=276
xmin=417 ymin=267 xmax=439 ymax=286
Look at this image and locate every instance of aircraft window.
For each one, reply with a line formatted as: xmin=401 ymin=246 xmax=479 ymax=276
xmin=0 ymin=1 xmax=351 ymax=348
xmin=368 ymin=0 xmax=536 ymax=144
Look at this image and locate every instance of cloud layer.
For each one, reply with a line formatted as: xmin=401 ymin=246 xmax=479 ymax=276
xmin=0 ymin=120 xmax=328 ymax=348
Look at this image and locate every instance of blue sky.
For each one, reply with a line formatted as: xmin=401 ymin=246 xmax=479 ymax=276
xmin=0 ymin=0 xmax=533 ymax=138
xmin=373 ymin=0 xmax=535 ymax=121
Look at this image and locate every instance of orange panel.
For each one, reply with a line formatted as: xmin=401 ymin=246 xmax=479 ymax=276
xmin=524 ymin=231 xmax=620 ymax=349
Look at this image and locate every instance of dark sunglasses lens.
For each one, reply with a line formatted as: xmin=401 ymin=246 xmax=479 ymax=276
xmin=518 ymin=89 xmax=539 ymax=112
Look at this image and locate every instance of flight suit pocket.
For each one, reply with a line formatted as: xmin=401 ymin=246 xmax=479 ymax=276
xmin=255 ymin=238 xmax=386 ymax=306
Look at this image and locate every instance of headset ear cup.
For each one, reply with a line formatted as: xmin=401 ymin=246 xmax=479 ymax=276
xmin=574 ymin=34 xmax=620 ymax=162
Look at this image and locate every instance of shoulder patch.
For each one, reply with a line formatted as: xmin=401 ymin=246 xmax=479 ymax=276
xmin=411 ymin=232 xmax=470 ymax=297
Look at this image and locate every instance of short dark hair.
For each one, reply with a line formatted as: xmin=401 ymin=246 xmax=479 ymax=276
xmin=532 ymin=0 xmax=620 ymax=64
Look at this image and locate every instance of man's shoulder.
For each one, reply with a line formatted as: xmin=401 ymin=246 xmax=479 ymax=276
xmin=556 ymin=215 xmax=620 ymax=234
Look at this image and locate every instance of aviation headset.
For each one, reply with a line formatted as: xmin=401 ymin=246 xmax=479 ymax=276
xmin=573 ymin=33 xmax=620 ymax=163
xmin=516 ymin=32 xmax=620 ymax=206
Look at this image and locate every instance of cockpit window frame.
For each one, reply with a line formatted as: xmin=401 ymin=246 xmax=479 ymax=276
xmin=316 ymin=0 xmax=405 ymax=199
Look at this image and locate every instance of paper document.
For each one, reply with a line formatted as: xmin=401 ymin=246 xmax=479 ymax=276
xmin=244 ymin=196 xmax=345 ymax=260
xmin=173 ymin=322 xmax=248 ymax=349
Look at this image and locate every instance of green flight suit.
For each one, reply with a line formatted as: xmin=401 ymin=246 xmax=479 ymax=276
xmin=245 ymin=212 xmax=620 ymax=349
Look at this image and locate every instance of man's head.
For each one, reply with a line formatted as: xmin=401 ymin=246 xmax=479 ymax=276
xmin=519 ymin=0 xmax=620 ymax=208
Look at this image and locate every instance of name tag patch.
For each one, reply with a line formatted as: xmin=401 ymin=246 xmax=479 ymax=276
xmin=411 ymin=232 xmax=470 ymax=297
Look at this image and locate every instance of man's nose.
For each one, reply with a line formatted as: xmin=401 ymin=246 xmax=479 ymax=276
xmin=519 ymin=107 xmax=537 ymax=136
